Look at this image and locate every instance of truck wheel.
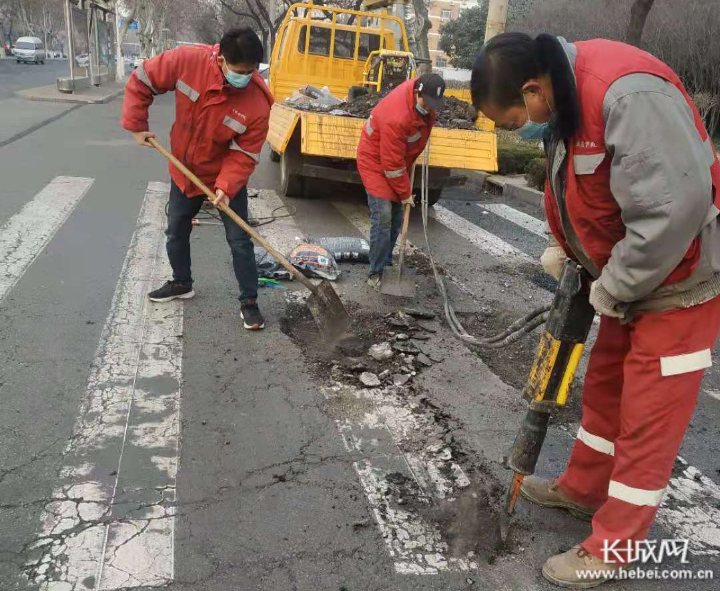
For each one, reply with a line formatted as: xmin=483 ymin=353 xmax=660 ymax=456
xmin=280 ymin=145 xmax=304 ymax=197
xmin=427 ymin=189 xmax=442 ymax=207
xmin=269 ymin=149 xmax=281 ymax=163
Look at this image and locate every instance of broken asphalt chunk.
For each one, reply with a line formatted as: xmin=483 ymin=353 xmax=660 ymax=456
xmin=392 ymin=341 xmax=420 ymax=354
xmin=393 ymin=374 xmax=412 ymax=387
xmin=360 ymin=372 xmax=381 ymax=387
xmin=404 ymin=307 xmax=436 ymax=320
xmin=368 ymin=342 xmax=394 ymax=361
xmin=417 ymin=353 xmax=433 ymax=367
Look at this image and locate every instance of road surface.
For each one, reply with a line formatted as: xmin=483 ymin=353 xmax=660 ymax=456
xmin=0 ymin=83 xmax=718 ymax=591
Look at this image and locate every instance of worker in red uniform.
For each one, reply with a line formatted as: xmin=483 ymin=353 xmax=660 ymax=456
xmin=472 ymin=33 xmax=720 ymax=587
xmin=356 ymin=73 xmax=446 ymax=288
xmin=121 ymin=28 xmax=273 ymax=330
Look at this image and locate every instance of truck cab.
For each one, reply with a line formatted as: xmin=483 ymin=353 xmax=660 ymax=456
xmin=269 ymin=3 xmax=407 ymax=102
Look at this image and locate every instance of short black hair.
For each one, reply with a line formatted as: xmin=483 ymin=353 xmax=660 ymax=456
xmin=471 ymin=32 xmax=580 ymax=138
xmin=219 ymin=27 xmax=264 ymax=65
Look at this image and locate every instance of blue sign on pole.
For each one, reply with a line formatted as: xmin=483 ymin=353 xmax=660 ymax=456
xmin=119 ymin=18 xmax=139 ymax=31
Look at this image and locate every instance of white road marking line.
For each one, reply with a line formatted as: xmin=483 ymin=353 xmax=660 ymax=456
xmin=28 ymin=182 xmax=184 ymax=590
xmin=659 ymin=457 xmax=720 ymax=555
xmin=433 ymin=205 xmax=534 ymax=265
xmin=325 ymin=383 xmax=477 ymax=574
xmin=479 ymin=203 xmax=547 ymax=239
xmin=703 ymin=388 xmax=720 ymax=402
xmin=0 ymin=176 xmax=93 ymax=304
xmin=560 ymin=422 xmax=720 ymax=555
xmin=332 ymin=199 xmax=515 ymax=299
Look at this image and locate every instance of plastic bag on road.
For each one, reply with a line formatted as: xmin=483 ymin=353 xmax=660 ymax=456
xmin=255 ymin=247 xmax=292 ymax=280
xmin=305 ymin=237 xmax=370 ymax=263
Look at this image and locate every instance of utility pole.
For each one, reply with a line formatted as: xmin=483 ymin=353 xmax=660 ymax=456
xmin=484 ymin=0 xmax=509 ymax=42
xmin=43 ymin=5 xmax=49 ymax=57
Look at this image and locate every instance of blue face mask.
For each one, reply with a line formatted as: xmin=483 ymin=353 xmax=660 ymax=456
xmin=223 ymin=63 xmax=252 ymax=89
xmin=415 ymin=102 xmax=429 ymax=117
xmin=516 ymin=94 xmax=551 ymax=140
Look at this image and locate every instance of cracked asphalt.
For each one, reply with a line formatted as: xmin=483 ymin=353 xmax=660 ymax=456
xmin=1 ymin=69 xmax=719 ymax=591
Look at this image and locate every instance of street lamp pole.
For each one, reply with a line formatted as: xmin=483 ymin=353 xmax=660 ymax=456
xmin=64 ymin=0 xmax=75 ymax=81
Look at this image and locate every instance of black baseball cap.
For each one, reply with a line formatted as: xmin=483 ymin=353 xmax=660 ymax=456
xmin=416 ymin=73 xmax=446 ymax=110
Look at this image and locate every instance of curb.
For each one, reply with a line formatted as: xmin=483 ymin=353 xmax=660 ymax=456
xmin=17 ymin=87 xmax=125 ymax=105
xmin=485 ymin=174 xmax=543 ymax=208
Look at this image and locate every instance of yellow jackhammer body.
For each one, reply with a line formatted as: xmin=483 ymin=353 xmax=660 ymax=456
xmin=500 ymin=261 xmax=596 ymax=539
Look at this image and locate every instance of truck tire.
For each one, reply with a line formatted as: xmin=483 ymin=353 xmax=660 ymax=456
xmin=348 ymin=85 xmax=369 ymax=101
xmin=427 ymin=189 xmax=442 ymax=207
xmin=280 ymin=140 xmax=305 ymax=197
xmin=269 ymin=149 xmax=281 ymax=163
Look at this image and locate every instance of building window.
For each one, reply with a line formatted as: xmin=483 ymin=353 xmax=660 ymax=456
xmin=436 ymin=57 xmax=448 ymax=68
xmin=441 ymin=9 xmax=452 ymax=19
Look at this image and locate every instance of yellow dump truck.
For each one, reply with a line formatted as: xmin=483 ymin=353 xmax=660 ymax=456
xmin=266 ymin=2 xmax=497 ymax=205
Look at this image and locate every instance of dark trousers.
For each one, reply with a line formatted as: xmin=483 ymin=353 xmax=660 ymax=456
xmin=367 ymin=191 xmax=403 ymax=276
xmin=166 ymin=182 xmax=258 ymax=302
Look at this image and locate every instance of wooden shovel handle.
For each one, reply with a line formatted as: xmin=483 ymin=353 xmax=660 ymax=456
xmin=397 ymin=203 xmax=411 ymax=275
xmin=148 ymin=138 xmax=316 ymax=292
xmin=397 ymin=163 xmax=417 ymax=276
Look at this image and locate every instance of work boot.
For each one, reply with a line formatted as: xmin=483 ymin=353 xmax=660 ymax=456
xmin=240 ymin=299 xmax=265 ymax=330
xmin=520 ymin=477 xmax=596 ymax=521
xmin=543 ymin=545 xmax=623 ymax=588
xmin=366 ymin=275 xmax=382 ymax=290
xmin=148 ymin=280 xmax=195 ymax=303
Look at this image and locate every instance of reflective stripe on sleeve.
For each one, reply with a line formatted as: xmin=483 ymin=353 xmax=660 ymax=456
xmin=223 ymin=115 xmax=247 ymax=134
xmin=230 ymin=140 xmax=260 ymax=162
xmin=384 ymin=167 xmax=406 ymax=179
xmin=135 ymin=63 xmax=158 ymax=95
xmin=407 ymin=131 xmax=422 ymax=143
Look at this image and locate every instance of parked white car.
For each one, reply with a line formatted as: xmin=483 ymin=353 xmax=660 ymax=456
xmin=14 ymin=36 xmax=45 ymax=64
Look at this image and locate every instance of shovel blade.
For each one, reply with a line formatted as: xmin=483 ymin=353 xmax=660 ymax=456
xmin=379 ymin=267 xmax=417 ymax=298
xmin=307 ymin=280 xmax=352 ymax=342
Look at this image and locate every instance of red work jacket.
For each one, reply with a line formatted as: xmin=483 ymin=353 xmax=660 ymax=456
xmin=356 ymin=79 xmax=435 ymax=201
xmin=120 ymin=44 xmax=274 ymax=198
xmin=545 ymin=39 xmax=720 ymax=284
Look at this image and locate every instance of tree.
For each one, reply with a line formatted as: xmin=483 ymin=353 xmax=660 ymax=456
xmin=439 ymin=4 xmax=488 ymax=69
xmin=408 ymin=0 xmax=431 ymax=64
xmin=626 ymin=0 xmax=655 ymax=46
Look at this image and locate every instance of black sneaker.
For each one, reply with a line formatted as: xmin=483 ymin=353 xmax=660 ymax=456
xmin=148 ymin=280 xmax=195 ymax=303
xmin=240 ymin=299 xmax=265 ymax=330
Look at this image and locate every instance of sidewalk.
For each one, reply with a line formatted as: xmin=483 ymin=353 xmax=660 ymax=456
xmin=18 ymin=81 xmax=125 ymax=105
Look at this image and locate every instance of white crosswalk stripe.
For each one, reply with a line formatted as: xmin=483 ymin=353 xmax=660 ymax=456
xmin=433 ymin=204 xmax=534 ymax=264
xmin=0 ymin=176 xmax=93 ymax=305
xmin=28 ymin=182 xmax=183 ymax=590
xmin=479 ymin=203 xmax=548 ymax=239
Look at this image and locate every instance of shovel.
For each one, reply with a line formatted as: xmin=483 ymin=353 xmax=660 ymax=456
xmin=380 ymin=167 xmax=417 ymax=298
xmin=148 ymin=138 xmax=351 ymax=341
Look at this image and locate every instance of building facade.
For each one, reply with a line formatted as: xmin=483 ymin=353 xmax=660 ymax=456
xmin=428 ymin=0 xmax=481 ymax=68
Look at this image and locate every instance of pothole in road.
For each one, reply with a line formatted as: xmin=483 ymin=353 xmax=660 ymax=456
xmin=280 ymin=301 xmax=523 ymax=567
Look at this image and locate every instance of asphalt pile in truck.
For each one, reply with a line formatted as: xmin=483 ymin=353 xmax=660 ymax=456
xmin=284 ymin=86 xmax=479 ymax=130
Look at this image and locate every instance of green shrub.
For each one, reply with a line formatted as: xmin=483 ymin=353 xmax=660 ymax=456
xmin=525 ymin=157 xmax=548 ymax=191
xmin=497 ymin=141 xmax=543 ymax=175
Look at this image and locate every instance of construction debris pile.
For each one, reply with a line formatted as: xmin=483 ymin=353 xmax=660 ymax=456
xmin=284 ymin=85 xmax=479 ymax=130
